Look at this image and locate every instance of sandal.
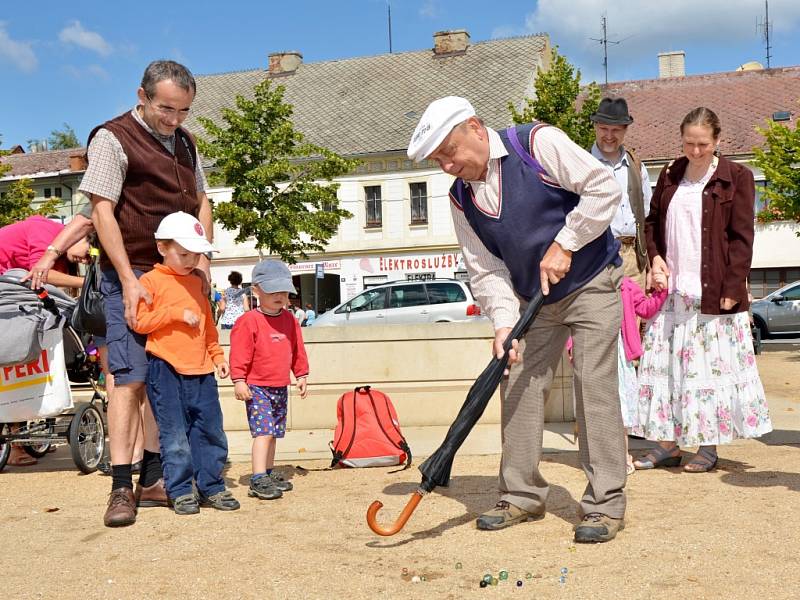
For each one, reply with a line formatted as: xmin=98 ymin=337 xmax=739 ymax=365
xmin=683 ymin=446 xmax=718 ymax=473
xmin=633 ymin=445 xmax=681 ymax=470
xmin=8 ymin=449 xmax=38 ymax=467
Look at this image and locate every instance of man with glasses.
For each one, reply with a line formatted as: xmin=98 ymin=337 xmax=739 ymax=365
xmin=79 ymin=60 xmax=213 ymax=527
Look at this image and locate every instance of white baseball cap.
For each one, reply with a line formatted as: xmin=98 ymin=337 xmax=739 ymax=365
xmin=407 ymin=96 xmax=476 ymax=162
xmin=154 ymin=211 xmax=216 ymax=254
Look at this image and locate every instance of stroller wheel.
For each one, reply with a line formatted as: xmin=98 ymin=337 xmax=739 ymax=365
xmin=23 ymin=419 xmax=55 ymax=458
xmin=68 ymin=404 xmax=106 ymax=474
xmin=0 ymin=424 xmax=10 ymax=472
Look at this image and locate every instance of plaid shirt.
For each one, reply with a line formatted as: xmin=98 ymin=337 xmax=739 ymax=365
xmin=79 ymin=107 xmax=207 ymax=203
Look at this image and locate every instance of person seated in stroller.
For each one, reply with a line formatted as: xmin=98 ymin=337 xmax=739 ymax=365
xmin=0 ymin=214 xmax=91 ymax=466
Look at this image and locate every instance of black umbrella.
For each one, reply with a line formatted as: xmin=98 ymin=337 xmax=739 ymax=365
xmin=367 ymin=290 xmax=546 ymax=536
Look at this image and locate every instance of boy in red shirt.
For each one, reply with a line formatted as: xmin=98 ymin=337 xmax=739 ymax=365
xmin=230 ymin=260 xmax=309 ymax=500
xmin=135 ymin=212 xmax=239 ymax=515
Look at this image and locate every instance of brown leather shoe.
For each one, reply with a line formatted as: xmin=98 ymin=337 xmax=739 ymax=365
xmin=104 ymin=487 xmax=137 ymax=527
xmin=135 ymin=478 xmax=169 ymax=508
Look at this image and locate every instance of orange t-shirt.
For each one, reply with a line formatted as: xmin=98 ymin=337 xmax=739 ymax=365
xmin=135 ymin=263 xmax=224 ymax=375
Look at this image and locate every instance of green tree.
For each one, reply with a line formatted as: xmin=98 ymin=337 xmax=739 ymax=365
xmin=48 ymin=123 xmax=81 ymax=150
xmin=0 ymin=135 xmax=61 ymax=227
xmin=753 ymin=113 xmax=800 ymax=229
xmin=509 ymin=47 xmax=601 ymax=149
xmin=197 ymin=79 xmax=357 ymax=262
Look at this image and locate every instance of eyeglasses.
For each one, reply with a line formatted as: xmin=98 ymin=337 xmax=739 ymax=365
xmin=146 ymin=94 xmax=191 ymax=120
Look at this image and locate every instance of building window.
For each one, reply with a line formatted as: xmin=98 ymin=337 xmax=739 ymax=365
xmin=410 ymin=182 xmax=428 ymax=224
xmin=54 ymin=187 xmax=62 ymax=198
xmin=749 ymin=268 xmax=800 ymax=298
xmin=754 ymin=181 xmax=768 ymax=215
xmin=44 ymin=188 xmax=52 ymax=198
xmin=365 ymin=185 xmax=382 ymax=227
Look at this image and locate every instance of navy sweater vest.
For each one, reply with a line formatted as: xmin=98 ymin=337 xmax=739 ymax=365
xmin=450 ymin=123 xmax=620 ymax=303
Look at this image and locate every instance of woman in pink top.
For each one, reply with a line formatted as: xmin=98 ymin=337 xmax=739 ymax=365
xmin=632 ymin=108 xmax=771 ymax=472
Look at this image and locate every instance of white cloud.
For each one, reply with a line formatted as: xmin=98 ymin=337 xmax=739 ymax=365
xmin=0 ymin=22 xmax=37 ymax=72
xmin=59 ymin=20 xmax=112 ymax=56
xmin=419 ymin=0 xmax=440 ymax=19
xmin=62 ymin=63 xmax=110 ymax=80
xmin=509 ymin=0 xmax=800 ymax=81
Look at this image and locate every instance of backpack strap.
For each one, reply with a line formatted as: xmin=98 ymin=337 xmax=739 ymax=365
xmin=329 ymin=386 xmax=361 ymax=468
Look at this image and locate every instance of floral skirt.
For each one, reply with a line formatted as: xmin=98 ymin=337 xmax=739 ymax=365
xmin=617 ymin=334 xmax=639 ymax=429
xmin=629 ymin=294 xmax=772 ymax=446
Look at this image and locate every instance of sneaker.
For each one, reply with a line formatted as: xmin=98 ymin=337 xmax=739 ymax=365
xmin=172 ymin=493 xmax=200 ymax=515
xmin=574 ymin=513 xmax=624 ymax=543
xmin=104 ymin=487 xmax=137 ymax=527
xmin=248 ymin=475 xmax=283 ymax=500
xmin=269 ymin=472 xmax=293 ymax=492
xmin=199 ymin=490 xmax=241 ymax=511
xmin=476 ymin=500 xmax=544 ymax=531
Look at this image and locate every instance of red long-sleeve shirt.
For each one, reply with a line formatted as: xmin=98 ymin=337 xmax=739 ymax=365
xmin=229 ymin=308 xmax=309 ymax=387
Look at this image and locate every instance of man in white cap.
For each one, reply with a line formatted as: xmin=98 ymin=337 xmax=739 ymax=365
xmin=408 ymin=96 xmax=626 ymax=543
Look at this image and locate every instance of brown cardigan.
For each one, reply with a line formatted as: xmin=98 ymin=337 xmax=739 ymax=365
xmin=645 ymin=155 xmax=755 ymax=315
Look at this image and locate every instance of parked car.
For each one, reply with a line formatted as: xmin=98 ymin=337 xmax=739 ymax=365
xmin=751 ymin=280 xmax=800 ymax=338
xmin=311 ymin=279 xmax=485 ymax=327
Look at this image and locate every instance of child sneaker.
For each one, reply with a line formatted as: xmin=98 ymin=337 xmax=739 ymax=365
xmin=171 ymin=493 xmax=200 ymax=515
xmin=248 ymin=475 xmax=283 ymax=500
xmin=269 ymin=472 xmax=293 ymax=492
xmin=199 ymin=490 xmax=240 ymax=511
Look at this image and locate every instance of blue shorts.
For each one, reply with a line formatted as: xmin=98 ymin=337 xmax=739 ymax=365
xmin=100 ymin=268 xmax=148 ymax=385
xmin=245 ymin=385 xmax=288 ymax=438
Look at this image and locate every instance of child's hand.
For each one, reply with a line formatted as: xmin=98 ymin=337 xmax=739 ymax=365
xmin=234 ymin=380 xmax=252 ymax=402
xmin=652 ymin=272 xmax=668 ymax=290
xmin=216 ymin=361 xmax=230 ymax=379
xmin=297 ymin=377 xmax=308 ymax=399
xmin=183 ymin=309 xmax=200 ymax=327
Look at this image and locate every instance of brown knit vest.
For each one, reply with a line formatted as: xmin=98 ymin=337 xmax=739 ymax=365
xmin=87 ymin=111 xmax=200 ymax=272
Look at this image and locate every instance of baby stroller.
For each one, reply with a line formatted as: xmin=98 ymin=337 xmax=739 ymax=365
xmin=0 ymin=271 xmax=106 ymax=473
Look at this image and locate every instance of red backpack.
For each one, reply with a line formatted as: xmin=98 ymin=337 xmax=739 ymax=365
xmin=330 ymin=386 xmax=412 ymax=469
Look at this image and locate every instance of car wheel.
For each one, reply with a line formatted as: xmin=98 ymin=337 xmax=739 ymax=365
xmin=753 ymin=316 xmax=768 ymax=340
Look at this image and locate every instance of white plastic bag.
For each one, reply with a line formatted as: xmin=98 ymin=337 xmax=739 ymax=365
xmin=0 ymin=339 xmax=73 ymax=421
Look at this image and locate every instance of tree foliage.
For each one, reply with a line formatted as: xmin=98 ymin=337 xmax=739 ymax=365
xmin=0 ymin=135 xmax=61 ymax=227
xmin=509 ymin=47 xmax=601 ymax=149
xmin=196 ymin=79 xmax=358 ymax=262
xmin=753 ymin=113 xmax=800 ymax=229
xmin=48 ymin=123 xmax=81 ymax=150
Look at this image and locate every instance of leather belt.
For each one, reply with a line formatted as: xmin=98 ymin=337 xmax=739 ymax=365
xmin=616 ymin=236 xmax=636 ymax=245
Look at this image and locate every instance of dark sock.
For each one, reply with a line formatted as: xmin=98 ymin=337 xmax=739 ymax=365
xmin=266 ymin=468 xmax=273 ymax=475
xmin=138 ymin=450 xmax=163 ymax=487
xmin=111 ymin=464 xmax=133 ymax=491
xmin=251 ymin=472 xmax=267 ymax=481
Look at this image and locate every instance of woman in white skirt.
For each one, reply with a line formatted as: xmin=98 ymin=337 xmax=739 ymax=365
xmin=631 ymin=107 xmax=772 ymax=472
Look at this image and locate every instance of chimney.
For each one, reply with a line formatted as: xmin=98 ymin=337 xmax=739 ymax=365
xmin=658 ymin=51 xmax=685 ymax=78
xmin=268 ymin=51 xmax=302 ymax=76
xmin=433 ymin=30 xmax=470 ymax=56
xmin=69 ymin=153 xmax=88 ymax=172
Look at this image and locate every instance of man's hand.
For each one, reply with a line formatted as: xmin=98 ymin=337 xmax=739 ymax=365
xmin=539 ymin=241 xmax=572 ymax=296
xmin=216 ymin=361 xmax=230 ymax=378
xmin=183 ymin=309 xmax=200 ymax=327
xmin=650 ymin=256 xmax=670 ymax=292
xmin=234 ymin=380 xmax=252 ymax=401
xmin=122 ymin=277 xmax=152 ymax=330
xmin=720 ymin=297 xmax=737 ymax=311
xmin=297 ymin=377 xmax=308 ymax=399
xmin=493 ymin=327 xmax=520 ymax=376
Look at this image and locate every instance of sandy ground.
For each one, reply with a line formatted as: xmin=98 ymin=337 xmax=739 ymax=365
xmin=1 ymin=352 xmax=798 ymax=600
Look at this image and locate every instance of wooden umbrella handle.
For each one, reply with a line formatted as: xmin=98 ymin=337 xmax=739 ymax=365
xmin=366 ymin=490 xmax=424 ymax=536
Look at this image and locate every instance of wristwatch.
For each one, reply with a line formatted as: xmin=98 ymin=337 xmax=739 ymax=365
xmin=46 ymin=244 xmax=62 ymax=256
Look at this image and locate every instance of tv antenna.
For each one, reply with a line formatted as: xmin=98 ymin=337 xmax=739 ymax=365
xmin=756 ymin=0 xmax=772 ymax=68
xmin=387 ymin=1 xmax=393 ymax=53
xmin=590 ymin=15 xmax=623 ymax=84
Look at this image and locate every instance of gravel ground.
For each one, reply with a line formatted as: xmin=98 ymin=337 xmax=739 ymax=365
xmin=1 ymin=352 xmax=798 ymax=600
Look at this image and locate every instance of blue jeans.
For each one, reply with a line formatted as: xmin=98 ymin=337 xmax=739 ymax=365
xmin=146 ymin=356 xmax=228 ymax=499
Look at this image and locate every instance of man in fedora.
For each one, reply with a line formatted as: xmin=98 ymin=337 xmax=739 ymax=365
xmin=407 ymin=97 xmax=627 ymax=543
xmin=590 ymin=97 xmax=652 ymax=291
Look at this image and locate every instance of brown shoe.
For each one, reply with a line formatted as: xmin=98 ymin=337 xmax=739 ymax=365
xmin=476 ymin=500 xmax=544 ymax=531
xmin=574 ymin=513 xmax=625 ymax=543
xmin=135 ymin=478 xmax=169 ymax=508
xmin=104 ymin=487 xmax=137 ymax=527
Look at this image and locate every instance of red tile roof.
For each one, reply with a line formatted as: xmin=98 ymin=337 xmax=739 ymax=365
xmin=601 ymin=66 xmax=800 ymax=162
xmin=0 ymin=148 xmax=85 ymax=178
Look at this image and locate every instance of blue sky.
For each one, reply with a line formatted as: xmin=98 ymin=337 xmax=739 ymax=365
xmin=2 ymin=0 xmax=799 ymax=149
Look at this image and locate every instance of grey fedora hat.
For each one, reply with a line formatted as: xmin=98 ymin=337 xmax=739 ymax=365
xmin=590 ymin=97 xmax=634 ymax=125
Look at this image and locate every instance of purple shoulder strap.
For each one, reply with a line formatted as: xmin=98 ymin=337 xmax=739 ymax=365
xmin=504 ymin=126 xmax=549 ymax=178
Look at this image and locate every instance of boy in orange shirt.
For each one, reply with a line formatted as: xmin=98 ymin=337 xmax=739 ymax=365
xmin=135 ymin=211 xmax=239 ymax=515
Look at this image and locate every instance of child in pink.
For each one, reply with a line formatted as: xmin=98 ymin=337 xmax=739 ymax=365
xmin=619 ymin=275 xmax=668 ymax=473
